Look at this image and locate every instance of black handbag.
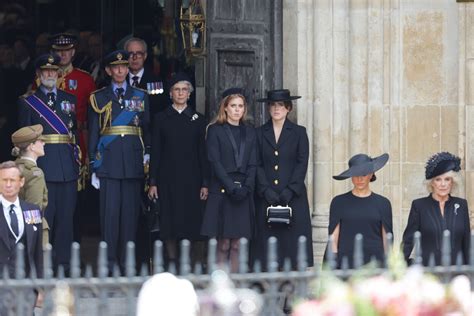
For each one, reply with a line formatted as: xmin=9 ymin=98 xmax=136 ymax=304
xmin=266 ymin=205 xmax=292 ymax=226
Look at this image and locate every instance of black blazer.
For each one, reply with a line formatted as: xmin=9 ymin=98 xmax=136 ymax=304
xmin=206 ymin=123 xmax=257 ymax=193
xmin=88 ymin=84 xmax=151 ymax=179
xmin=256 ymin=119 xmax=309 ymax=196
xmin=127 ymin=68 xmax=167 ymax=116
xmin=402 ymin=195 xmax=471 ymax=265
xmin=18 ymin=89 xmax=79 ymax=182
xmin=0 ymin=200 xmax=43 ymax=278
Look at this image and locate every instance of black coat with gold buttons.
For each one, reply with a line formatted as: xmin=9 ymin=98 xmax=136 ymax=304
xmin=253 ymin=118 xmax=314 ymax=269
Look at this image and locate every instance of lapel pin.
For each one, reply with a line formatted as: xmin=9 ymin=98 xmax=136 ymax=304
xmin=33 ymin=226 xmax=37 ymax=231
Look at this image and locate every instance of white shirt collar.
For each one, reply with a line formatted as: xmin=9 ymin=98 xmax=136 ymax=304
xmin=172 ymin=104 xmax=187 ymax=114
xmin=0 ymin=194 xmax=24 ymax=242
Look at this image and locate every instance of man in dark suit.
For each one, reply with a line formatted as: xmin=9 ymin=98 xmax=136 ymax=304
xmin=88 ymin=50 xmax=150 ymax=272
xmin=17 ymin=54 xmax=79 ymax=274
xmin=124 ymin=37 xmax=167 ymax=117
xmin=0 ymin=161 xmax=43 ymax=313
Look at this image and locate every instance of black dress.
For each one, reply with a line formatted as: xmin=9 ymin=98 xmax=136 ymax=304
xmin=402 ymin=195 xmax=470 ymax=266
xmin=328 ymin=191 xmax=392 ymax=268
xmin=149 ymin=106 xmax=209 ymax=240
xmin=200 ymin=123 xmax=256 ymax=239
xmin=253 ymin=119 xmax=314 ymax=269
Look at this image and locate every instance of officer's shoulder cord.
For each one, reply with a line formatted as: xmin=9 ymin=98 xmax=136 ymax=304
xmin=89 ymin=94 xmax=112 ymax=133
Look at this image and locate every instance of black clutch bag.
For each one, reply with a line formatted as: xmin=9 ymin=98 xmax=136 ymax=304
xmin=266 ymin=205 xmax=292 ymax=226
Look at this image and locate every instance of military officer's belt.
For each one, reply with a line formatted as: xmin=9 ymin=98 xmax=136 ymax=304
xmin=101 ymin=126 xmax=142 ymax=137
xmin=42 ymin=134 xmax=75 ymax=144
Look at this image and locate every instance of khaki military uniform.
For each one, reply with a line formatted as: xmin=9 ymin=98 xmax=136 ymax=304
xmin=15 ymin=157 xmax=50 ymax=247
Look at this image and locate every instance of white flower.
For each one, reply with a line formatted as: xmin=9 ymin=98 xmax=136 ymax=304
xmin=191 ymin=114 xmax=199 ymax=121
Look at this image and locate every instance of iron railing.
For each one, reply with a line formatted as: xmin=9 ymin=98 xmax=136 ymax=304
xmin=1 ymin=231 xmax=473 ymax=316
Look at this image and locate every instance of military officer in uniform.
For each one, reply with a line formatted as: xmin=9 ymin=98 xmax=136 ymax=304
xmin=18 ymin=54 xmax=79 ymax=274
xmin=124 ymin=37 xmax=167 ymax=117
xmin=32 ymin=33 xmax=96 ymax=171
xmin=88 ymin=50 xmax=150 ymax=272
xmin=11 ymin=124 xmax=50 ymax=247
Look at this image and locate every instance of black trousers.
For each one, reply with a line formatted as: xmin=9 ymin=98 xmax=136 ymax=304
xmin=100 ymin=178 xmax=141 ymax=271
xmin=45 ymin=180 xmax=77 ymax=271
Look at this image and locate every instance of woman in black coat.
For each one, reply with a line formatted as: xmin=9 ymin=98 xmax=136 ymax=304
xmin=148 ymin=72 xmax=209 ymax=262
xmin=201 ymin=88 xmax=256 ymax=272
xmin=253 ymin=89 xmax=313 ymax=270
xmin=402 ymin=152 xmax=471 ymax=266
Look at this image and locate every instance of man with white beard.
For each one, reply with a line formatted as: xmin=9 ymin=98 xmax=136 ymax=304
xmin=17 ymin=54 xmax=79 ymax=276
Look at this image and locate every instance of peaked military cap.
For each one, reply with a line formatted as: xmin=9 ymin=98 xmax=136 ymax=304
xmin=104 ymin=50 xmax=130 ymax=66
xmin=50 ymin=33 xmax=77 ymax=50
xmin=34 ymin=54 xmax=60 ymax=70
xmin=11 ymin=124 xmax=44 ymax=148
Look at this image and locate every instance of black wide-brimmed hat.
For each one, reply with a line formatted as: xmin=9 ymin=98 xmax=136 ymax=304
xmin=333 ymin=153 xmax=389 ymax=181
xmin=257 ymin=89 xmax=301 ymax=102
xmin=425 ymin=152 xmax=461 ymax=180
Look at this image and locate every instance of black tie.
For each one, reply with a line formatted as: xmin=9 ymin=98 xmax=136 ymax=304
xmin=115 ymin=87 xmax=124 ymax=102
xmin=132 ymin=76 xmax=139 ymax=87
xmin=47 ymin=92 xmax=56 ymax=107
xmin=9 ymin=205 xmax=18 ymax=237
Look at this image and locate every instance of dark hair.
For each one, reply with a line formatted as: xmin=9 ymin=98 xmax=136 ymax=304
xmin=269 ymin=100 xmax=293 ymax=112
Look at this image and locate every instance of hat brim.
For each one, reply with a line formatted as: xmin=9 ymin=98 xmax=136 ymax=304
xmin=52 ymin=44 xmax=75 ymax=50
xmin=333 ymin=153 xmax=389 ymax=180
xmin=39 ymin=65 xmax=59 ymax=70
xmin=108 ymin=61 xmax=129 ymax=66
xmin=257 ymin=96 xmax=301 ymax=103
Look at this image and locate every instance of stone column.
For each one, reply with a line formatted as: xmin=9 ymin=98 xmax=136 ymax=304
xmin=283 ymin=0 xmax=474 ymax=265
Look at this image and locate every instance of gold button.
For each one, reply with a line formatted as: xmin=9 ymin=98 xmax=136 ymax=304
xmin=221 ymin=188 xmax=225 ymax=193
xmin=274 ymin=150 xmax=279 ymax=156
xmin=274 ymin=165 xmax=279 ymax=171
xmin=274 ymin=179 xmax=279 ymax=185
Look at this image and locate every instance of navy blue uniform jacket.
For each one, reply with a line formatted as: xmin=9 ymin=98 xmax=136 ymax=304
xmin=18 ymin=89 xmax=79 ymax=182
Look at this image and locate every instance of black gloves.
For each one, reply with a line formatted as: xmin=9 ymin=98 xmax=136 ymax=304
xmin=279 ymin=188 xmax=294 ymax=205
xmin=231 ymin=186 xmax=249 ymax=201
xmin=264 ymin=189 xmax=280 ymax=205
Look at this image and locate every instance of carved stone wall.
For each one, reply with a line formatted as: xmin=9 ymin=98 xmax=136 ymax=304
xmin=283 ymin=0 xmax=474 ymax=263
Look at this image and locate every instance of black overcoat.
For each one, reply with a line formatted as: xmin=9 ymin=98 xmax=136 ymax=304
xmin=200 ymin=123 xmax=257 ymax=239
xmin=402 ymin=195 xmax=471 ymax=266
xmin=149 ymin=106 xmax=209 ymax=240
xmin=252 ymin=119 xmax=314 ymax=269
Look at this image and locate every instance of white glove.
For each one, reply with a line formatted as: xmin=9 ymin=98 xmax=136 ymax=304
xmin=143 ymin=154 xmax=150 ymax=165
xmin=91 ymin=173 xmax=100 ymax=190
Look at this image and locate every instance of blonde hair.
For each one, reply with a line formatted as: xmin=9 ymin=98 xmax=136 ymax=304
xmin=424 ymin=170 xmax=460 ymax=194
xmin=209 ymin=94 xmax=248 ymax=126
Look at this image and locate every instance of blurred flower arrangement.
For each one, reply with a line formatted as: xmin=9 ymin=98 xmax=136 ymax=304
xmin=293 ymin=249 xmax=473 ymax=316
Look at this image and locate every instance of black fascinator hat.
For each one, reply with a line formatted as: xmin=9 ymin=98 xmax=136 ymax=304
xmin=425 ymin=152 xmax=461 ymax=180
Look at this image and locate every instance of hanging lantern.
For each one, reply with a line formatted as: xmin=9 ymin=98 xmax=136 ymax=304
xmin=180 ymin=0 xmax=206 ymax=56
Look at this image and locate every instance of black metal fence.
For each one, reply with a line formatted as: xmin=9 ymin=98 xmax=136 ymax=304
xmin=1 ymin=231 xmax=474 ymax=316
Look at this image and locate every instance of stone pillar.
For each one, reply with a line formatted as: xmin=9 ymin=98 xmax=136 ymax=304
xmin=283 ymin=0 xmax=474 ymax=264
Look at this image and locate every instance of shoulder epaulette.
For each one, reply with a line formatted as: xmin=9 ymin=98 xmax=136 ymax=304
xmin=75 ymin=68 xmax=92 ymax=75
xmin=132 ymin=86 xmax=147 ymax=93
xmin=91 ymin=87 xmax=106 ymax=95
xmin=20 ymin=90 xmax=35 ymax=98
